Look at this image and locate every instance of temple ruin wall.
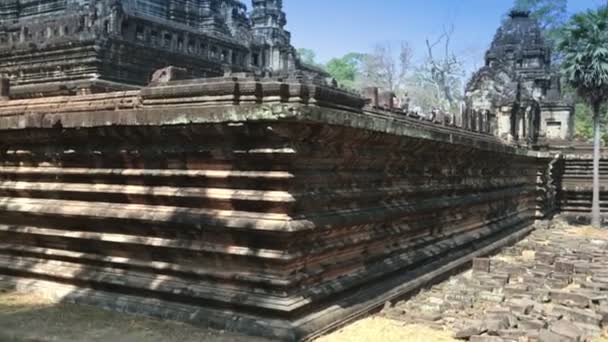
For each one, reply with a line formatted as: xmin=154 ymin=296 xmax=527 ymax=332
xmin=0 ymin=77 xmax=561 ymax=341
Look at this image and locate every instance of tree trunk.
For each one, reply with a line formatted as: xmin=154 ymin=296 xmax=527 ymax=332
xmin=591 ymin=103 xmax=602 ymax=228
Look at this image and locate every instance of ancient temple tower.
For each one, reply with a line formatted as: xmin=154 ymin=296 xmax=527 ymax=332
xmin=0 ymin=0 xmax=304 ymax=98
xmin=250 ymin=0 xmax=295 ymax=72
xmin=465 ymin=11 xmax=574 ymax=145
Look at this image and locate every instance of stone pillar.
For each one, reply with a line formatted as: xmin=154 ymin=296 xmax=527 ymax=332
xmin=362 ymin=87 xmax=379 ymax=108
xmin=518 ymin=112 xmax=524 ymax=141
xmin=0 ymin=78 xmax=10 ymax=100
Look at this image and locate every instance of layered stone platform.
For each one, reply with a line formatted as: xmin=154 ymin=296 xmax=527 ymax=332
xmin=0 ymin=76 xmax=554 ymax=341
xmin=552 ymin=143 xmax=608 ymax=226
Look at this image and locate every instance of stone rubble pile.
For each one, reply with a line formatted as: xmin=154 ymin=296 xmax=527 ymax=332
xmin=383 ymin=218 xmax=608 ymax=342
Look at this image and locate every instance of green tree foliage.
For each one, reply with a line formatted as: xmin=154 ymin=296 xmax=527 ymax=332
xmin=514 ymin=0 xmax=568 ymax=30
xmin=558 ymin=6 xmax=608 ymax=227
xmin=325 ymin=53 xmax=365 ymax=90
xmin=560 ymin=7 xmax=608 ymax=109
xmin=574 ymin=103 xmax=594 ymax=141
xmin=574 ymin=102 xmax=608 ymax=143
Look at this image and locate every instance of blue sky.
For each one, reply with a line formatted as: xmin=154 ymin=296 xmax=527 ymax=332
xmin=282 ymin=0 xmax=604 ymax=74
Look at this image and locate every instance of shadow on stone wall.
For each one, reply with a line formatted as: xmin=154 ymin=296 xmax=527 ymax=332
xmin=0 ymin=120 xmax=546 ymax=341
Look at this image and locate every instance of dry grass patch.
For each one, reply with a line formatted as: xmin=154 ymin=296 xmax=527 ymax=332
xmin=316 ymin=317 xmax=457 ymax=342
xmin=0 ymin=290 xmax=53 ymax=314
xmin=592 ymin=329 xmax=608 ymax=342
xmin=564 ymin=226 xmax=608 ymax=240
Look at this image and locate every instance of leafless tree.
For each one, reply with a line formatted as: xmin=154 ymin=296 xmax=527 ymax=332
xmin=361 ymin=42 xmax=412 ymax=95
xmin=415 ymin=25 xmax=465 ymax=111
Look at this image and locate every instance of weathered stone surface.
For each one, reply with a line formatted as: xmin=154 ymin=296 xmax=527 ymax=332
xmin=0 ymin=3 xmax=599 ymax=342
xmin=558 ymin=149 xmax=608 ymax=223
xmin=599 ymin=304 xmax=608 ymax=326
xmin=497 ymin=329 xmax=528 ymax=340
xmin=483 ymin=316 xmax=512 ymax=334
xmin=0 ymin=75 xmax=553 ymax=341
xmin=549 ymin=320 xmax=584 ymax=341
xmin=454 ymin=321 xmax=487 ymax=339
xmin=549 ymin=291 xmax=591 ymax=308
xmin=538 ymin=329 xmax=572 ymax=342
xmin=465 ymin=11 xmax=573 ymax=144
xmin=555 ymin=261 xmax=575 ymax=274
xmin=0 ymin=0 xmax=313 ymax=98
xmin=507 ymin=298 xmax=536 ymax=315
xmin=388 ymin=219 xmax=608 ymax=342
xmin=470 ymin=336 xmax=505 ymax=342
xmin=517 ymin=317 xmax=547 ymax=331
xmin=474 ymin=258 xmax=492 ymax=273
xmin=553 ymin=306 xmax=602 ymax=326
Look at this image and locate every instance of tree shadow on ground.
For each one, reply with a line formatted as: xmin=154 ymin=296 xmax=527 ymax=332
xmin=0 ymin=289 xmax=269 ymax=342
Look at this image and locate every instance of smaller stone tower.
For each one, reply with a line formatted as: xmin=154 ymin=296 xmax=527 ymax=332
xmin=250 ymin=0 xmax=295 ymax=72
xmin=465 ymin=10 xmax=574 ymax=146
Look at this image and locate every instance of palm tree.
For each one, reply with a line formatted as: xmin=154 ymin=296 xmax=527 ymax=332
xmin=558 ymin=6 xmax=608 ymax=228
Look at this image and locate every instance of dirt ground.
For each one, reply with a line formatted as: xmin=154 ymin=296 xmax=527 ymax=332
xmin=0 ymin=290 xmax=269 ymax=342
xmin=0 ymin=290 xmax=462 ymax=342
xmin=316 ymin=317 xmax=458 ymax=342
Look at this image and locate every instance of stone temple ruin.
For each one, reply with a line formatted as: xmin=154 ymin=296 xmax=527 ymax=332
xmin=466 ymin=10 xmax=574 ymax=147
xmin=0 ymin=0 xmax=324 ymax=98
xmin=0 ymin=2 xmax=603 ymax=342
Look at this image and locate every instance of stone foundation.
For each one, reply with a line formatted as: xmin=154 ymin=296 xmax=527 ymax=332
xmin=555 ymin=146 xmax=608 ymax=226
xmin=0 ymin=77 xmax=554 ymax=341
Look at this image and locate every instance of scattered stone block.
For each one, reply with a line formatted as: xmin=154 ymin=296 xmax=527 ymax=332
xmin=555 ymin=261 xmax=575 ymax=274
xmin=504 ymin=284 xmax=530 ymax=296
xmin=538 ymin=329 xmax=571 ymax=342
xmin=473 ymin=258 xmax=491 ymax=273
xmin=534 ymin=263 xmax=554 ymax=274
xmin=454 ymin=320 xmax=487 ymax=339
xmin=375 ymin=219 xmax=608 ymax=342
xmin=549 ymin=291 xmax=591 ymax=308
xmin=502 ymin=247 xmax=520 ymax=256
xmin=599 ymin=304 xmax=608 ymax=326
xmin=470 ymin=336 xmax=505 ymax=342
xmin=546 ymin=278 xmax=570 ymax=289
xmin=483 ymin=316 xmax=511 ymax=333
xmin=592 ymin=276 xmax=608 ymax=284
xmin=492 ymin=273 xmax=511 ymax=284
xmin=572 ymin=322 xmax=602 ymax=340
xmin=535 ymin=252 xmax=554 ymax=264
xmin=553 ymin=305 xmax=603 ymax=326
xmin=497 ymin=329 xmax=527 ymax=340
xmin=580 ymin=281 xmax=608 ymax=291
xmin=574 ymin=262 xmax=591 ymax=274
xmin=549 ymin=320 xmax=584 ymax=341
xmin=517 ymin=316 xmax=547 ymax=330
xmin=478 ymin=291 xmax=505 ymax=303
xmin=507 ymin=298 xmax=536 ymax=315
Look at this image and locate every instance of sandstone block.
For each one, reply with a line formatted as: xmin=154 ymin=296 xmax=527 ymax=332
xmin=507 ymin=298 xmax=536 ymax=315
xmin=549 ymin=291 xmax=591 ymax=308
xmin=470 ymin=336 xmax=505 ymax=342
xmin=454 ymin=320 xmax=487 ymax=339
xmin=553 ymin=305 xmax=602 ymax=326
xmin=555 ymin=261 xmax=575 ymax=274
xmin=538 ymin=329 xmax=572 ymax=342
xmin=549 ymin=320 xmax=584 ymax=341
